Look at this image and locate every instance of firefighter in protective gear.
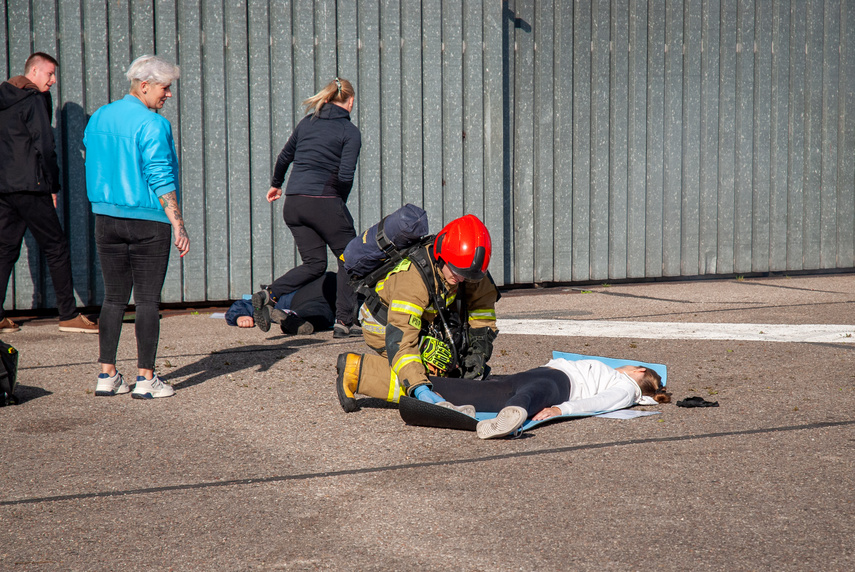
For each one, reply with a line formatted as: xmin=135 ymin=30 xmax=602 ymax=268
xmin=336 ymin=214 xmax=499 ymax=411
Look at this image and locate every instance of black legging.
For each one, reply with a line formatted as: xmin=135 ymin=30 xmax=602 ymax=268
xmin=430 ymin=367 xmax=570 ymax=416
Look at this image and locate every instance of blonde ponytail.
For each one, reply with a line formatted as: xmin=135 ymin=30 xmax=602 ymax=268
xmin=302 ymin=77 xmax=355 ymax=116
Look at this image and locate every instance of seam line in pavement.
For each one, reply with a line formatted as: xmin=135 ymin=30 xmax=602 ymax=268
xmin=2 ymin=419 xmax=852 ymax=508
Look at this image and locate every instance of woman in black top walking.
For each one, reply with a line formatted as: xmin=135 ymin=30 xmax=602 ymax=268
xmin=257 ymin=78 xmax=362 ymax=338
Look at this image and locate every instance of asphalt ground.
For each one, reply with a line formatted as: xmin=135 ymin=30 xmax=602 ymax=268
xmin=1 ymin=273 xmax=853 ymax=571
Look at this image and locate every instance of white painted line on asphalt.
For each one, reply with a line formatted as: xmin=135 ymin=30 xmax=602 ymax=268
xmin=495 ymin=319 xmax=855 ymax=343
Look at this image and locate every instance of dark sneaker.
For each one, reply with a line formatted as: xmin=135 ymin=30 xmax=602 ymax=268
xmin=0 ymin=317 xmax=20 ymax=333
xmin=252 ymin=290 xmax=273 ymax=332
xmin=336 ymin=353 xmax=362 ymax=412
xmin=333 ymin=320 xmax=361 ymax=338
xmin=58 ymin=314 xmax=99 ymax=333
xmin=272 ymin=309 xmax=314 ymax=335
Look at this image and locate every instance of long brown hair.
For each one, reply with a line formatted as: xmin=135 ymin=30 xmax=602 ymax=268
xmin=302 ymin=77 xmax=354 ymax=116
xmin=637 ymin=368 xmax=671 ymax=404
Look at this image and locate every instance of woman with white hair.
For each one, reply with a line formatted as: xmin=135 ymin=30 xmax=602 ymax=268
xmin=83 ymin=55 xmax=188 ymax=400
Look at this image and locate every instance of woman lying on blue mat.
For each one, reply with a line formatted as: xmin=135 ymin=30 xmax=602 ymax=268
xmin=427 ymin=358 xmax=671 ymax=439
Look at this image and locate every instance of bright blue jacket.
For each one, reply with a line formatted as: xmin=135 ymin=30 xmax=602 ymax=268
xmin=84 ymin=94 xmax=179 ymax=224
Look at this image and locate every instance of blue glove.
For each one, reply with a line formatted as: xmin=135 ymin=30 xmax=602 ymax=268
xmin=413 ymin=385 xmax=444 ymax=404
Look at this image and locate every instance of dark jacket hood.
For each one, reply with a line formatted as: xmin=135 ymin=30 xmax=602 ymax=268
xmin=314 ymin=102 xmax=351 ymax=121
xmin=0 ymin=77 xmax=38 ymax=111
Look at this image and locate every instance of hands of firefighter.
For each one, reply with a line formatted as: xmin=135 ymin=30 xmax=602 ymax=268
xmin=532 ymin=407 xmax=561 ymax=421
xmin=413 ymin=385 xmax=444 ymax=404
xmin=461 ymin=352 xmax=487 ymax=379
xmin=420 ymin=336 xmax=453 ymax=373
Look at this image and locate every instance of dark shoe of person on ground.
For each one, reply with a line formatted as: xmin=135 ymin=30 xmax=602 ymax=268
xmin=0 ymin=317 xmax=21 ymax=333
xmin=58 ymin=314 xmax=99 ymax=333
xmin=272 ymin=309 xmax=314 ymax=335
xmin=333 ymin=320 xmax=362 ymax=338
xmin=336 ymin=352 xmax=362 ymax=412
xmin=252 ymin=288 xmax=273 ymax=332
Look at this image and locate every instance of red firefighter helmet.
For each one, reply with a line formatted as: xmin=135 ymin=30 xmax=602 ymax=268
xmin=433 ymin=214 xmax=492 ymax=281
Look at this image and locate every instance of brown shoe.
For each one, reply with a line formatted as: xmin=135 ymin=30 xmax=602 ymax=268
xmin=336 ymin=353 xmax=362 ymax=412
xmin=58 ymin=314 xmax=99 ymax=334
xmin=0 ymin=317 xmax=20 ymax=333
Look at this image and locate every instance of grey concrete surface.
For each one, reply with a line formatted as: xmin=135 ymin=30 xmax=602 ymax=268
xmin=1 ymin=274 xmax=853 ymax=571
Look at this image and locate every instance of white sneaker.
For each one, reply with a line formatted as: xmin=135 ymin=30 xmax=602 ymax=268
xmin=437 ymin=401 xmax=476 ymax=417
xmin=95 ymin=372 xmax=130 ymax=396
xmin=476 ymin=406 xmax=527 ymax=439
xmin=131 ymin=374 xmax=175 ymax=399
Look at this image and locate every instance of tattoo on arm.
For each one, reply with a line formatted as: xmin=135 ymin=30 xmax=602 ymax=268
xmin=159 ymin=191 xmax=186 ymax=227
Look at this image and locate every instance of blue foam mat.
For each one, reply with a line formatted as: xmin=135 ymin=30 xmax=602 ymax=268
xmin=474 ymin=352 xmax=666 ymax=432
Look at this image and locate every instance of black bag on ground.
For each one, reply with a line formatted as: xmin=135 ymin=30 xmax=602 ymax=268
xmin=1 ymin=339 xmax=19 ymax=406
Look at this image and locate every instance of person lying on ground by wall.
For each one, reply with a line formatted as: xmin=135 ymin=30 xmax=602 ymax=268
xmin=226 ymin=272 xmax=337 ymax=335
xmin=429 ymin=358 xmax=671 ymax=440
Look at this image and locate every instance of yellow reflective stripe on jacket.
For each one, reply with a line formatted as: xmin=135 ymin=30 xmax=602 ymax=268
xmin=390 ymin=299 xmax=423 ymax=318
xmin=375 ymin=259 xmax=412 ymax=294
xmin=468 ymin=308 xmax=496 ymax=321
xmin=393 ymin=353 xmax=423 ymax=376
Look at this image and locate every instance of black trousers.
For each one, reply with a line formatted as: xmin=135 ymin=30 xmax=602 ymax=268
xmin=0 ymin=192 xmax=78 ymax=321
xmin=270 ymin=195 xmax=356 ymax=324
xmin=95 ymin=215 xmax=171 ymax=370
xmin=431 ymin=367 xmax=571 ymax=416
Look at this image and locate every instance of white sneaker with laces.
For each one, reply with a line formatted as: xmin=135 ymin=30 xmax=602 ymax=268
xmin=95 ymin=372 xmax=130 ymax=396
xmin=437 ymin=401 xmax=476 ymax=418
xmin=476 ymin=406 xmax=527 ymax=439
xmin=131 ymin=374 xmax=175 ymax=399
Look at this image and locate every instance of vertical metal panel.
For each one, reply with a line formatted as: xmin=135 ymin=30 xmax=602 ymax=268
xmin=400 ymin=0 xmax=423 ymax=210
xmin=803 ymin=0 xmax=824 ymax=268
xmin=315 ymin=0 xmax=337 ymax=81
xmin=380 ymin=0 xmax=402 ymax=212
xmin=839 ymin=0 xmax=855 ymax=267
xmin=787 ymin=0 xmax=807 ymax=269
xmin=571 ymin=0 xmax=591 ymax=281
xmin=201 ymin=0 xmax=229 ymax=300
xmin=534 ymin=0 xmax=555 ymax=281
xmin=699 ymin=0 xmax=720 ymax=274
xmin=645 ymin=0 xmax=664 ymax=277
xmin=752 ymin=0 xmax=772 ymax=272
xmin=356 ymin=0 xmax=382 ymax=229
xmin=172 ymin=0 xmax=202 ymax=303
xmin=770 ymin=0 xmax=791 ymax=271
xmin=269 ymin=0 xmax=296 ymax=291
xmin=589 ymin=0 xmax=609 ymax=280
xmin=717 ymin=0 xmax=737 ymax=275
xmin=462 ymin=0 xmax=484 ymax=218
xmin=513 ymin=0 xmax=535 ymax=283
xmin=553 ymin=0 xmax=573 ymax=283
xmin=421 ymin=0 xmax=443 ymax=227
xmin=662 ymin=0 xmax=684 ymax=277
xmin=626 ymin=0 xmax=647 ymax=278
xmin=225 ymin=1 xmax=253 ymax=294
xmin=819 ymin=0 xmax=840 ymax=268
xmin=56 ymin=0 xmax=91 ymax=311
xmin=483 ymin=0 xmax=506 ymax=284
xmin=608 ymin=0 xmax=628 ymax=280
xmin=441 ymin=0 xmax=463 ymax=221
xmin=336 ymin=0 xmax=359 ymax=229
xmin=502 ymin=0 xmax=517 ymax=284
xmin=680 ymin=0 xmax=702 ymax=276
xmin=733 ymin=0 xmax=755 ymax=274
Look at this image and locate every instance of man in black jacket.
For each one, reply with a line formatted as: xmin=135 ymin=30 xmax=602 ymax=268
xmin=0 ymin=52 xmax=97 ymax=334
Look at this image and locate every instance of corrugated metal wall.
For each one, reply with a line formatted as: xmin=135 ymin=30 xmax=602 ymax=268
xmin=1 ymin=0 xmax=853 ymax=313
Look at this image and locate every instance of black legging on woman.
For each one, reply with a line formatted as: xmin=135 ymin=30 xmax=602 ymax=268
xmin=430 ymin=367 xmax=570 ymax=416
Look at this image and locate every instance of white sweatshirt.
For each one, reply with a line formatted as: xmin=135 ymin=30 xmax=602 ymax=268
xmin=543 ymin=358 xmax=643 ymax=416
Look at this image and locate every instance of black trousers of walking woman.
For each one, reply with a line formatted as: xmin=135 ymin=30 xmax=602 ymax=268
xmin=270 ymin=195 xmax=356 ymax=324
xmin=430 ymin=367 xmax=570 ymax=416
